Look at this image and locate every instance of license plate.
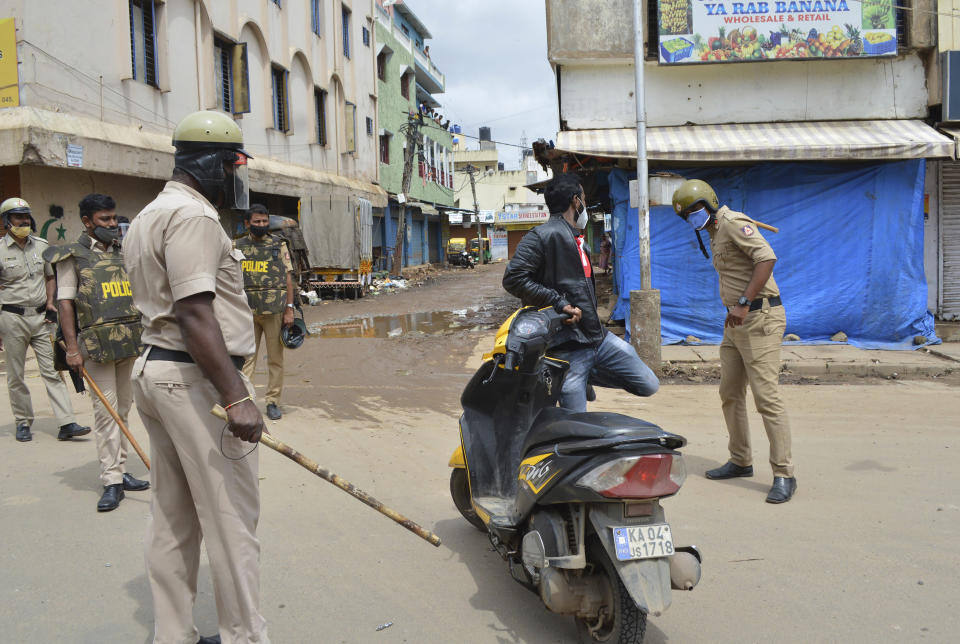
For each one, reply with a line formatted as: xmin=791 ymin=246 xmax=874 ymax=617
xmin=612 ymin=524 xmax=674 ymax=561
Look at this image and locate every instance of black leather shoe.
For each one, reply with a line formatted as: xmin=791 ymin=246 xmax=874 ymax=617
xmin=97 ymin=484 xmax=124 ymax=512
xmin=266 ymin=403 xmax=282 ymax=420
xmin=122 ymin=473 xmax=150 ymax=492
xmin=15 ymin=422 xmax=32 ymax=442
xmin=766 ymin=477 xmax=797 ymax=504
xmin=197 ymin=635 xmax=221 ymax=644
xmin=57 ymin=422 xmax=91 ymax=440
xmin=705 ymin=461 xmax=754 ymax=480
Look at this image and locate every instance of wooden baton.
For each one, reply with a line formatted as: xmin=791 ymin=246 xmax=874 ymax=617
xmin=751 ymin=219 xmax=779 ymax=233
xmin=57 ymin=340 xmax=150 ymax=470
xmin=81 ymin=366 xmax=151 ymax=470
xmin=211 ymin=405 xmax=441 ymax=548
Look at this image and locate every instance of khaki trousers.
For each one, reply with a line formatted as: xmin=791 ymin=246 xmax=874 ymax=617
xmin=133 ymin=357 xmax=269 ymax=644
xmin=718 ymin=305 xmax=794 ymax=478
xmin=84 ymin=357 xmax=135 ymax=486
xmin=0 ymin=310 xmax=74 ymax=426
xmin=242 ymin=313 xmax=283 ymax=406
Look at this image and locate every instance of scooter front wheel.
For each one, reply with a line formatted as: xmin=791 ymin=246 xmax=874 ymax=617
xmin=575 ymin=537 xmax=648 ymax=643
xmin=449 ymin=469 xmax=486 ymax=532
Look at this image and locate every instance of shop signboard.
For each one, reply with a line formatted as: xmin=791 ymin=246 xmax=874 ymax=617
xmin=495 ymin=210 xmax=549 ymax=225
xmin=657 ymin=0 xmax=897 ymax=64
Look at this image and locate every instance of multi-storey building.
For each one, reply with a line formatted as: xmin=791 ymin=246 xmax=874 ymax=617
xmin=0 ymin=0 xmax=384 ymax=273
xmin=540 ymin=0 xmax=952 ymax=347
xmin=373 ymin=0 xmax=452 ymax=267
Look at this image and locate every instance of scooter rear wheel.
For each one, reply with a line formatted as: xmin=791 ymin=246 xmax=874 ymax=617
xmin=449 ymin=469 xmax=486 ymax=532
xmin=575 ymin=537 xmax=648 ymax=643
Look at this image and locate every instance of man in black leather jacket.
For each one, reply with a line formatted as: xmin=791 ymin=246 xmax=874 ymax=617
xmin=503 ymin=173 xmax=659 ymax=411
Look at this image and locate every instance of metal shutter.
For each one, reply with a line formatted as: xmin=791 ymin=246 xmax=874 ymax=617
xmin=940 ymin=162 xmax=960 ymax=319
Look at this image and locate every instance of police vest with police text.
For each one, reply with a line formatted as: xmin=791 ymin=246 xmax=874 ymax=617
xmin=234 ymin=234 xmax=286 ymax=315
xmin=43 ymin=235 xmax=142 ymax=363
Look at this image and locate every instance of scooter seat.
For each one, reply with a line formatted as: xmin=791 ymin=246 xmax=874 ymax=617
xmin=523 ymin=408 xmax=671 ymax=454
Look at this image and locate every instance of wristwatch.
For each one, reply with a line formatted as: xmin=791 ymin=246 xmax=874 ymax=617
xmin=736 ymin=296 xmax=751 ymax=308
xmin=286 ymin=304 xmax=295 ymax=309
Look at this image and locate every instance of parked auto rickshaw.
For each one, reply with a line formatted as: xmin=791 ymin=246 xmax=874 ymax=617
xmin=469 ymin=237 xmax=491 ymax=263
xmin=447 ymin=237 xmax=475 ymax=268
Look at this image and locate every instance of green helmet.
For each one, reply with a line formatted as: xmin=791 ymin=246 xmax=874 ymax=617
xmin=672 ymin=179 xmax=719 ymax=216
xmin=172 ymin=111 xmax=252 ymax=210
xmin=281 ymin=317 xmax=307 ymax=349
xmin=1 ymin=197 xmax=36 ymax=232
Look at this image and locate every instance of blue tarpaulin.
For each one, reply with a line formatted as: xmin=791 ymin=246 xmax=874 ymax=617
xmin=608 ymin=160 xmax=939 ymax=349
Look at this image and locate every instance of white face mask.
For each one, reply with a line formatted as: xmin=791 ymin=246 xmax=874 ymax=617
xmin=575 ymin=197 xmax=588 ymax=229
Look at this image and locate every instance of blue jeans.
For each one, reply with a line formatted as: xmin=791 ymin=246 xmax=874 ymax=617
xmin=552 ymin=332 xmax=660 ymax=412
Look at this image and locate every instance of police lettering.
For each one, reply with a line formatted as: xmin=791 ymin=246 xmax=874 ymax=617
xmin=101 ymin=280 xmax=132 ymax=298
xmin=242 ymin=260 xmax=270 ymax=273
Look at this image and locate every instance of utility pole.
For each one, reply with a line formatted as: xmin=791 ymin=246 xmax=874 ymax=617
xmin=465 ymin=164 xmax=484 ymax=265
xmin=392 ymin=113 xmax=422 ymax=277
xmin=630 ymin=0 xmax=661 ymax=371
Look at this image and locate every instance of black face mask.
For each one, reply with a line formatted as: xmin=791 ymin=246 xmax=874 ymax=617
xmin=92 ymin=226 xmax=120 ymax=245
xmin=249 ymin=224 xmax=269 ymax=238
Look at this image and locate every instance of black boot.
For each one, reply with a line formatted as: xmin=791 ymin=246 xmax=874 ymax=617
xmin=766 ymin=477 xmax=797 ymax=504
xmin=705 ymin=461 xmax=754 ymax=480
xmin=58 ymin=422 xmax=91 ymax=440
xmin=97 ymin=484 xmax=124 ymax=512
xmin=15 ymin=422 xmax=32 ymax=442
xmin=197 ymin=635 xmax=221 ymax=644
xmin=266 ymin=403 xmax=282 ymax=420
xmin=122 ymin=473 xmax=150 ymax=491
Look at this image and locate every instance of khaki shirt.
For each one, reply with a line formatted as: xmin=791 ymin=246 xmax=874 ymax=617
xmin=124 ymin=181 xmax=255 ymax=356
xmin=708 ymin=206 xmax=780 ymax=308
xmin=0 ymin=234 xmax=53 ymax=307
xmin=55 ymin=236 xmax=112 ymax=300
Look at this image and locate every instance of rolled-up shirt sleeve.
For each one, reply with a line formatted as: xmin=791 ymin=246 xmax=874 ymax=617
xmin=55 ymin=256 xmax=78 ymax=300
xmin=164 ymin=213 xmax=223 ymax=302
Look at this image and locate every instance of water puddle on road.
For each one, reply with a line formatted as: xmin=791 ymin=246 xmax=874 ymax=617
xmin=307 ymin=305 xmax=511 ymax=339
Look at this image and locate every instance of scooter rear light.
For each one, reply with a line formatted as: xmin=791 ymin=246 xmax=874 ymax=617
xmin=577 ymin=454 xmax=686 ymax=499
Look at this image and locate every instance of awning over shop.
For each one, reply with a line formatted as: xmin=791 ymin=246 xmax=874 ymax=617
xmin=407 ymin=200 xmax=438 ymax=215
xmin=938 ymin=127 xmax=960 ymax=159
xmin=555 ymin=120 xmax=955 ymax=162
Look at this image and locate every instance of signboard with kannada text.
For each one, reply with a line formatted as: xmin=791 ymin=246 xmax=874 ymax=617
xmin=657 ymin=0 xmax=897 ymax=64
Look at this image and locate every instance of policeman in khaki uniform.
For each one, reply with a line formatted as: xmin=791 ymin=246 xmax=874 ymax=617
xmin=45 ymin=193 xmax=150 ymax=512
xmin=0 ymin=198 xmax=89 ymax=443
xmin=672 ymin=179 xmax=796 ymax=504
xmin=125 ymin=111 xmax=269 ymax=644
xmin=237 ymin=204 xmax=295 ymax=421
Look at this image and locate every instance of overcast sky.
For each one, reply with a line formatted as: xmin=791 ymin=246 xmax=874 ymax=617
xmin=405 ymin=0 xmax=559 ymax=169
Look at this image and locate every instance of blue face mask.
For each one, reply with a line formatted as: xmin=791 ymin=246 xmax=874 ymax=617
xmin=685 ymin=207 xmax=711 ymax=231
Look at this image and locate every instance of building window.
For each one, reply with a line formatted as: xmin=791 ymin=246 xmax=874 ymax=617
xmin=362 ymin=26 xmax=370 ymax=47
xmin=344 ymin=101 xmax=357 ymax=153
xmin=129 ymin=0 xmax=158 ymax=87
xmin=311 ymin=0 xmax=321 ymax=36
xmin=214 ymin=38 xmax=250 ymax=115
xmin=377 ymin=51 xmax=387 ymax=82
xmin=342 ymin=6 xmax=351 ymax=59
xmin=400 ymin=72 xmax=410 ymax=100
xmin=380 ymin=134 xmax=390 ymax=164
xmin=366 ymin=116 xmax=374 ymax=136
xmin=315 ymin=87 xmax=327 ymax=146
xmin=271 ymin=65 xmax=290 ymax=132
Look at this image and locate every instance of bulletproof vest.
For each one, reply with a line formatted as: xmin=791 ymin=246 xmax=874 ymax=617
xmin=44 ymin=235 xmax=142 ymax=363
xmin=234 ymin=235 xmax=286 ymax=315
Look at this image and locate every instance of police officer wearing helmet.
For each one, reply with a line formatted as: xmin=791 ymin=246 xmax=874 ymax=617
xmin=672 ymin=179 xmax=796 ymax=504
xmin=238 ymin=204 xmax=296 ymax=421
xmin=45 ymin=193 xmax=150 ymax=512
xmin=0 ymin=197 xmax=90 ymax=442
xmin=124 ymin=110 xmax=269 ymax=643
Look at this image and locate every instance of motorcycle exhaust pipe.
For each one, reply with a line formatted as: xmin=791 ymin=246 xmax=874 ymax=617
xmin=670 ymin=546 xmax=702 ymax=590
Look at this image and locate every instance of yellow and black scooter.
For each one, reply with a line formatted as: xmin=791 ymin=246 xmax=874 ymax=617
xmin=449 ymin=307 xmax=701 ymax=644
